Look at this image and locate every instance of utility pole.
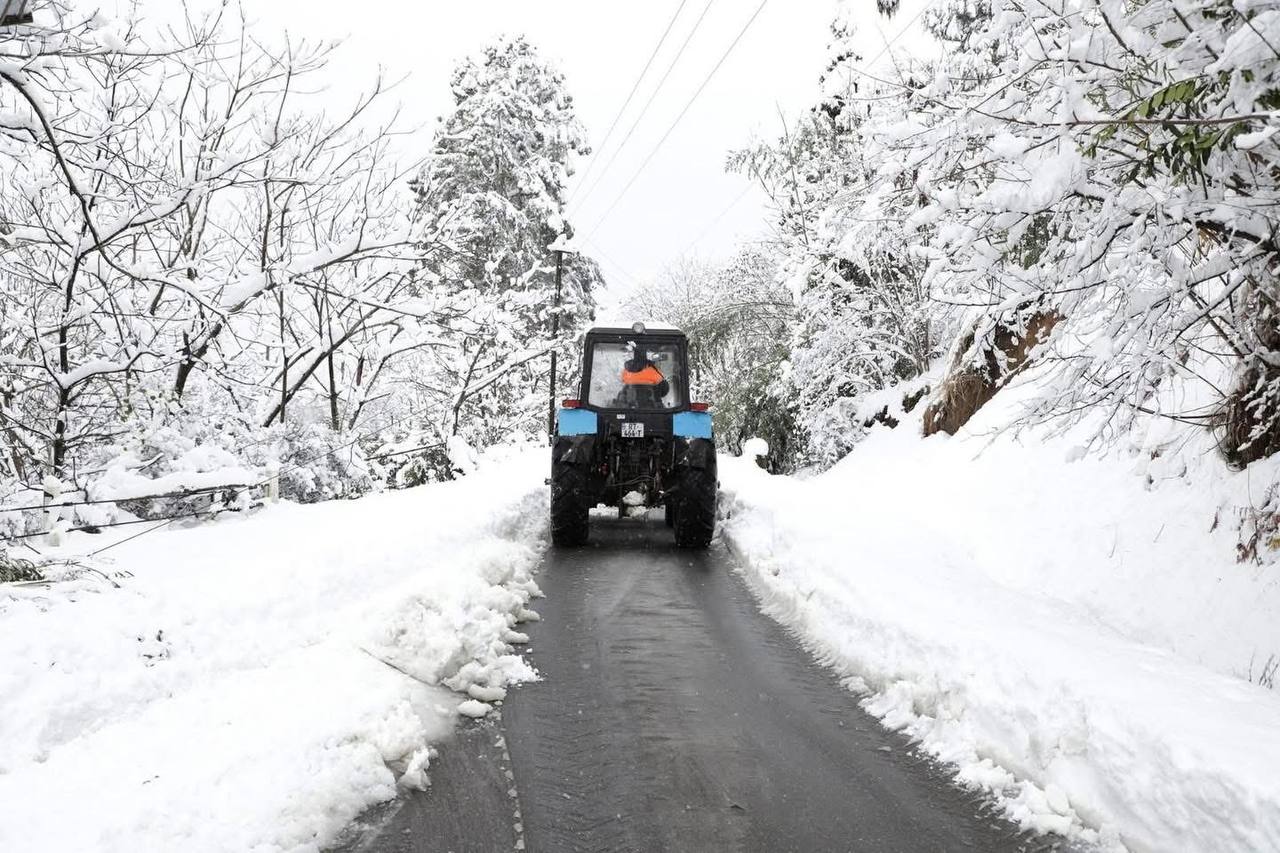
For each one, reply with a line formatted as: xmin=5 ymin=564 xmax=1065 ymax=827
xmin=546 ymin=237 xmax=575 ymax=442
xmin=548 ymin=247 xmax=563 ymax=441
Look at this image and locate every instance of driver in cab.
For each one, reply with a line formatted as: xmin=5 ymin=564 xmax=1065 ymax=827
xmin=618 ymin=347 xmax=670 ymax=407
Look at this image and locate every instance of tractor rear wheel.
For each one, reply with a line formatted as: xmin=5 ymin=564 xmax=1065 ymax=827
xmin=673 ymin=460 xmax=716 ymax=548
xmin=550 ymin=460 xmax=590 ymax=546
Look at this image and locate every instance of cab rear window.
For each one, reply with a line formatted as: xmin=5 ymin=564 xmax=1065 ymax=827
xmin=587 ymin=340 xmax=684 ymax=410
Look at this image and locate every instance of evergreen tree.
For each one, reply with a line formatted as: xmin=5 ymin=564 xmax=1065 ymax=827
xmin=411 ymin=36 xmax=602 ymax=449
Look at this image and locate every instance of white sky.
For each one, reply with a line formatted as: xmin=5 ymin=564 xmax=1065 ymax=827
xmin=131 ymin=0 xmax=935 ymax=307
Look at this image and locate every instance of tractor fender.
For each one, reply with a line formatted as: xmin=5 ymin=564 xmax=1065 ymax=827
xmin=672 ymin=410 xmax=713 ymax=440
xmin=676 ymin=438 xmax=716 ymax=471
xmin=555 ymin=435 xmax=597 ymax=466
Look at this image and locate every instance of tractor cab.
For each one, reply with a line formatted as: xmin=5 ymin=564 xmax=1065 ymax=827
xmin=584 ymin=328 xmax=687 ymax=412
xmin=550 ymin=323 xmax=717 ymax=548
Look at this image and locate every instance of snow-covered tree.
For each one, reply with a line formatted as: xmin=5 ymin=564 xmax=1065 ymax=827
xmin=0 ymin=2 xmax=459 ymax=532
xmin=864 ymin=0 xmax=1280 ymax=460
xmin=409 ymin=36 xmax=601 ymax=451
xmin=734 ymin=0 xmax=1280 ymax=469
xmin=729 ymin=17 xmax=938 ymax=465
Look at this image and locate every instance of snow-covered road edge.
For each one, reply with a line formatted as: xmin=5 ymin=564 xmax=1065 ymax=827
xmin=718 ymin=442 xmax=1280 ymax=853
xmin=718 ymin=512 xmax=1103 ymax=845
xmin=0 ymin=447 xmax=549 ymax=853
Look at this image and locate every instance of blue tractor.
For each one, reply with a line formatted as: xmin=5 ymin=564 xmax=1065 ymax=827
xmin=550 ymin=323 xmax=717 ymax=548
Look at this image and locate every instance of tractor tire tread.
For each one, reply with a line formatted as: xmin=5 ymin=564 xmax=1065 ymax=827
xmin=673 ymin=460 xmax=716 ymax=549
xmin=550 ymin=461 xmax=590 ymax=546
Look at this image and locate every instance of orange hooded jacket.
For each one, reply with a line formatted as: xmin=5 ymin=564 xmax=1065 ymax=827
xmin=621 ymin=364 xmax=665 ymax=386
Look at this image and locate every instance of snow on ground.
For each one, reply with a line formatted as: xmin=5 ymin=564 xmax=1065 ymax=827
xmin=720 ymin=403 xmax=1280 ymax=853
xmin=0 ymin=447 xmax=548 ymax=853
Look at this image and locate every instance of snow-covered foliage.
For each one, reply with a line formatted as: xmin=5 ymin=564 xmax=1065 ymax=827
xmin=0 ymin=4 xmax=422 ymax=508
xmin=735 ymin=0 xmax=1280 ymax=472
xmin=408 ymin=36 xmax=602 ymax=449
xmin=626 ymin=248 xmax=796 ymax=469
xmin=882 ymin=0 xmax=1280 ymax=456
xmin=0 ymin=7 xmax=600 ymax=536
xmin=729 ymin=16 xmax=940 ymax=466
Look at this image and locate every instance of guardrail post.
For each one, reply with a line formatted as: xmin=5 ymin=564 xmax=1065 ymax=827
xmin=42 ymin=477 xmax=63 ymax=546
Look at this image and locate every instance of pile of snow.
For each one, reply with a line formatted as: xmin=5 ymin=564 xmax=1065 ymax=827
xmin=720 ymin=403 xmax=1280 ymax=851
xmin=0 ymin=447 xmax=548 ymax=852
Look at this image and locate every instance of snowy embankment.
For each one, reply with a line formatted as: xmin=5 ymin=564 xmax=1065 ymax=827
xmin=721 ymin=414 xmax=1280 ymax=852
xmin=0 ymin=448 xmax=547 ymax=853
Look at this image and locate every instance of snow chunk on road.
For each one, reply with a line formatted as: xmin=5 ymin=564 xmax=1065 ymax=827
xmin=467 ymin=684 xmax=507 ymax=702
xmin=0 ymin=447 xmax=549 ymax=853
xmin=457 ymin=699 xmax=492 ymax=719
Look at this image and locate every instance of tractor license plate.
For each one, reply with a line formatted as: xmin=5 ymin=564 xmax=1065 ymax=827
xmin=621 ymin=421 xmax=645 ymax=438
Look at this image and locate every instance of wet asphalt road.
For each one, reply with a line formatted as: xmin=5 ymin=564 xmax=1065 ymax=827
xmin=335 ymin=515 xmax=1052 ymax=853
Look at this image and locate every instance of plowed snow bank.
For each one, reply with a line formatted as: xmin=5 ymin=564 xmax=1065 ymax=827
xmin=722 ymin=426 xmax=1280 ymax=853
xmin=0 ymin=448 xmax=547 ymax=853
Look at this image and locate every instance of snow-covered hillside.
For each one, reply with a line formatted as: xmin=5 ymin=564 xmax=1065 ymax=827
xmin=0 ymin=449 xmax=547 ymax=853
xmin=721 ymin=400 xmax=1280 ymax=852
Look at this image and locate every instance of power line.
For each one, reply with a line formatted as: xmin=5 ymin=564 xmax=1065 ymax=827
xmin=583 ymin=236 xmax=645 ymax=289
xmin=0 ymin=387 xmax=459 ymax=519
xmin=0 ymin=484 xmax=255 ymax=517
xmin=582 ymin=0 xmax=920 ymax=256
xmin=569 ymin=0 xmax=718 ymax=216
xmin=675 ymin=183 xmax=754 ymax=259
xmin=863 ymin=0 xmax=935 ymax=77
xmin=89 ymin=517 xmax=182 ymax=557
xmin=583 ymin=0 xmax=769 ymax=242
xmin=584 ymin=182 xmax=752 ymax=299
xmin=667 ymin=2 xmax=937 ymax=270
xmin=568 ymin=0 xmax=691 ymax=209
xmin=2 ymin=507 xmax=213 ymax=545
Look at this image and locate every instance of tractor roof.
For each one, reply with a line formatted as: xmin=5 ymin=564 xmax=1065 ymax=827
xmin=587 ymin=320 xmax=686 ymax=337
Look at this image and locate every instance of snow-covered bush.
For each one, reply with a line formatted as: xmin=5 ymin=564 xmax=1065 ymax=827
xmin=0 ymin=551 xmax=42 ymax=583
xmin=389 ymin=447 xmax=453 ymax=489
xmin=259 ymin=421 xmax=377 ymax=505
xmin=91 ymin=430 xmax=255 ymax=520
xmin=1236 ymin=483 xmax=1280 ymax=565
xmin=5 ymin=398 xmax=380 ymax=542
